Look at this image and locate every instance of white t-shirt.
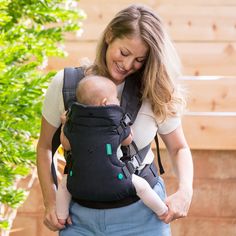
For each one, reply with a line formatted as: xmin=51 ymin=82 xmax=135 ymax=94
xmin=42 ymin=70 xmax=181 ymax=165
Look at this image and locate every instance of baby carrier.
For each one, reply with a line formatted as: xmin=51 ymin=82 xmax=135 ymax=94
xmin=51 ymin=67 xmax=164 ymax=208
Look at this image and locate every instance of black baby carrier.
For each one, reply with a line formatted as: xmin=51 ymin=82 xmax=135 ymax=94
xmin=51 ymin=67 xmax=164 ymax=208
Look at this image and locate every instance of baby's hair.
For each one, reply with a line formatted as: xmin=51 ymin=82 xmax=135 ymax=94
xmin=76 ymin=75 xmax=117 ymax=106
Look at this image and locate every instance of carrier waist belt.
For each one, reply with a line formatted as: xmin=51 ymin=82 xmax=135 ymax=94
xmin=72 ymin=163 xmax=159 ymax=209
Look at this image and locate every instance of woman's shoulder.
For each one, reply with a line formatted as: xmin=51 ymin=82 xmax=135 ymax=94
xmin=139 ymin=99 xmax=153 ymax=115
xmin=140 ymin=99 xmax=181 ymax=134
xmin=48 ymin=69 xmax=64 ymax=87
xmin=157 ymin=116 xmax=181 ymax=135
xmin=42 ymin=69 xmax=65 ymax=128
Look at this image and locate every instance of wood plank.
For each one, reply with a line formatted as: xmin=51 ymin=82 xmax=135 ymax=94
xmin=165 ymin=178 xmax=236 ymax=218
xmin=76 ymin=3 xmax=236 ymax=41
xmin=170 ymin=216 xmax=236 ymax=236
xmin=180 ymin=76 xmax=236 ymax=112
xmin=158 ymin=6 xmax=236 ymax=42
xmin=79 ymin=0 xmax=236 ymax=8
xmin=176 ymin=42 xmax=236 ymax=76
xmin=47 ymin=41 xmax=236 ymax=76
xmin=157 ymin=112 xmax=236 ymax=150
xmin=46 ymin=41 xmax=96 ymax=71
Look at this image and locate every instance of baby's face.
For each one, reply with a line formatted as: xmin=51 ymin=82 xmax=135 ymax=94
xmin=105 ymin=85 xmax=120 ymax=105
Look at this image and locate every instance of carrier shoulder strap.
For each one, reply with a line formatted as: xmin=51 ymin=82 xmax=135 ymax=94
xmin=120 ymin=72 xmax=142 ymax=125
xmin=51 ymin=67 xmax=85 ymax=188
xmin=63 ymin=67 xmax=85 ymax=110
xmin=120 ymin=72 xmax=164 ymax=175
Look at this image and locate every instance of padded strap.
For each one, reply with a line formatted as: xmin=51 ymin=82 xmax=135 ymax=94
xmin=63 ymin=67 xmax=85 ymax=110
xmin=120 ymin=73 xmax=142 ymax=124
xmin=51 ymin=67 xmax=85 ymax=188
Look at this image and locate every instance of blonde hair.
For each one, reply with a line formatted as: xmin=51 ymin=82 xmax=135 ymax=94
xmin=88 ymin=4 xmax=185 ymax=122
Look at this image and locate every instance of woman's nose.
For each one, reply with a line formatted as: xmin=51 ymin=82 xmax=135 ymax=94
xmin=123 ymin=57 xmax=134 ymax=71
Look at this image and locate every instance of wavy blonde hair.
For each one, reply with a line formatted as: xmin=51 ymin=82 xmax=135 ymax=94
xmin=87 ymin=4 xmax=185 ymax=122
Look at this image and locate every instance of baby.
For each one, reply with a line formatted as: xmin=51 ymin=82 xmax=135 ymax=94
xmin=56 ymin=75 xmax=168 ymax=224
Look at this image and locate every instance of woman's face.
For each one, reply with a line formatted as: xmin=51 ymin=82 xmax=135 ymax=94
xmin=105 ymin=35 xmax=149 ymax=85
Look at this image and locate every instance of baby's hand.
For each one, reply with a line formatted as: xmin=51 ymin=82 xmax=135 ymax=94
xmin=58 ymin=218 xmax=66 ymax=225
xmin=60 ymin=111 xmax=67 ymax=125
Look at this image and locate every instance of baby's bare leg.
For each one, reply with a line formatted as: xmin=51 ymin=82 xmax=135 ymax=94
xmin=132 ymin=174 xmax=168 ymax=216
xmin=56 ymin=175 xmax=71 ymax=224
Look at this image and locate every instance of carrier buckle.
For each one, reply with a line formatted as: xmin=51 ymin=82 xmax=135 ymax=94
xmin=121 ymin=113 xmax=131 ymax=127
xmin=131 ymin=155 xmax=141 ymax=169
xmin=126 ymin=155 xmax=141 ymax=173
xmin=117 ymin=113 xmax=131 ymax=134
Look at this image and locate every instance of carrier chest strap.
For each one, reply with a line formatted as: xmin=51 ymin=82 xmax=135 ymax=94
xmin=121 ymin=135 xmax=165 ymax=177
xmin=121 ymin=142 xmax=151 ymax=178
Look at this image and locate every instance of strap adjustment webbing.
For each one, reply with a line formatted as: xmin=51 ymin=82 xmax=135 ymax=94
xmin=117 ymin=113 xmax=131 ymax=134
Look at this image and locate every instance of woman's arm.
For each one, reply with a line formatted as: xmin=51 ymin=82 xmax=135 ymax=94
xmin=36 ymin=117 xmax=65 ymax=231
xmin=159 ymin=125 xmax=193 ymax=223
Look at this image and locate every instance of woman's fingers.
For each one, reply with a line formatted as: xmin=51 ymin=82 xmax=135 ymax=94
xmin=44 ymin=208 xmax=65 ymax=231
xmin=160 ymin=189 xmax=192 ymax=224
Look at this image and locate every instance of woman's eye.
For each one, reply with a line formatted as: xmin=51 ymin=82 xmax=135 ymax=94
xmin=136 ymin=58 xmax=145 ymax=63
xmin=120 ymin=50 xmax=128 ymax=56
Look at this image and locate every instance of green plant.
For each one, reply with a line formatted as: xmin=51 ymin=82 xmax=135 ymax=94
xmin=0 ymin=0 xmax=85 ymax=233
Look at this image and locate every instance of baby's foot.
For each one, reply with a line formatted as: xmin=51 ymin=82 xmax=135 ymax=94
xmin=58 ymin=219 xmax=66 ymax=225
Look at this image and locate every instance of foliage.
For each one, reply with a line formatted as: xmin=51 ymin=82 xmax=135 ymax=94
xmin=0 ymin=0 xmax=85 ymax=230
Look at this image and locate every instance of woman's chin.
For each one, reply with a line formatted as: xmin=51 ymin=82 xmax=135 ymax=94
xmin=110 ymin=73 xmax=125 ymax=84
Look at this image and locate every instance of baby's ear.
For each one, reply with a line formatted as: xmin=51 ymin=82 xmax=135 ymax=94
xmin=101 ymin=97 xmax=107 ymax=106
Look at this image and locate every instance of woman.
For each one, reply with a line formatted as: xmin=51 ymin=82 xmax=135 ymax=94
xmin=37 ymin=4 xmax=193 ymax=235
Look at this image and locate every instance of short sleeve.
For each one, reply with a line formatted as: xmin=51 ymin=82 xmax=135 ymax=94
xmin=157 ymin=116 xmax=181 ymax=135
xmin=42 ymin=70 xmax=65 ymax=128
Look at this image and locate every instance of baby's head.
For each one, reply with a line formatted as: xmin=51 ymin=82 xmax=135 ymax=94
xmin=76 ymin=75 xmax=119 ymax=106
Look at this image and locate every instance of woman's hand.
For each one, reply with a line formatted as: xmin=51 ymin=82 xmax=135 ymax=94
xmin=159 ymin=186 xmax=193 ymax=223
xmin=43 ymin=205 xmax=66 ymax=231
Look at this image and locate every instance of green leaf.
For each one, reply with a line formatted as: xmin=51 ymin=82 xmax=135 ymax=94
xmin=0 ymin=0 xmax=85 ymax=231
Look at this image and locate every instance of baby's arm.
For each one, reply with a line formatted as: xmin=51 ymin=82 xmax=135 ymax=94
xmin=121 ymin=128 xmax=133 ymax=146
xmin=60 ymin=125 xmax=71 ymax=151
xmin=60 ymin=111 xmax=71 ymax=150
xmin=132 ymin=174 xmax=168 ymax=216
xmin=121 ymin=133 xmax=132 ymax=146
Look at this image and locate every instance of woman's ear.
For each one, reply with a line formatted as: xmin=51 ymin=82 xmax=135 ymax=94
xmin=105 ymin=29 xmax=113 ymax=44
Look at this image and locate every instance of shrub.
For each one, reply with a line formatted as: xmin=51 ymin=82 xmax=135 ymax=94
xmin=0 ymin=0 xmax=85 ymax=232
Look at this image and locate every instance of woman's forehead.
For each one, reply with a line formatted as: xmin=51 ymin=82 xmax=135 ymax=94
xmin=117 ymin=36 xmax=149 ymax=57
